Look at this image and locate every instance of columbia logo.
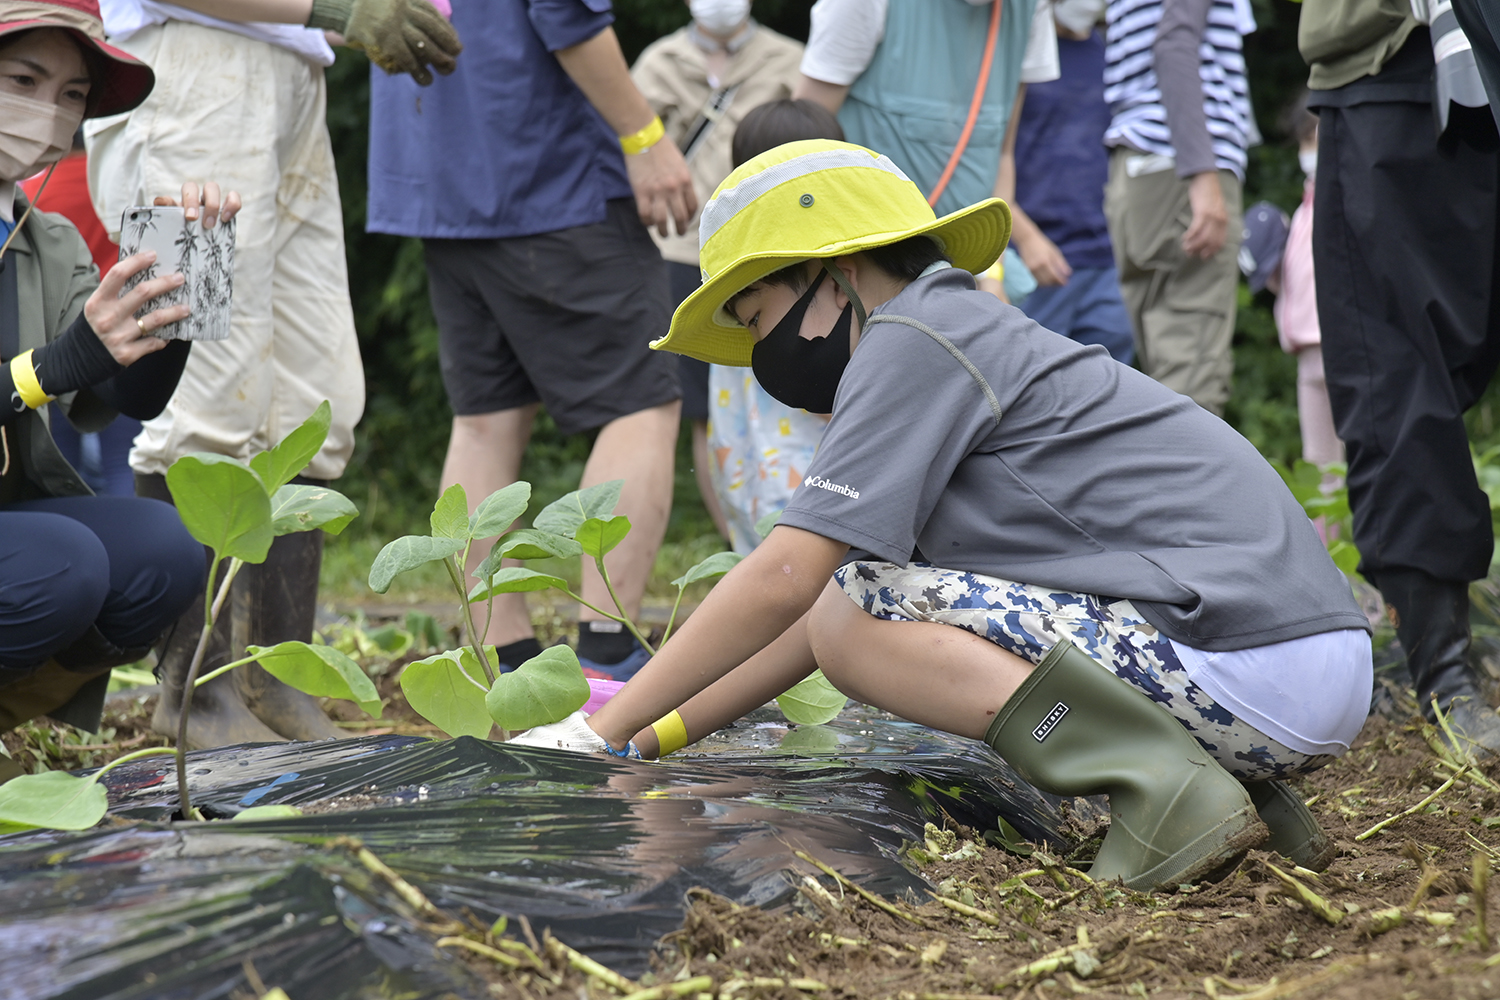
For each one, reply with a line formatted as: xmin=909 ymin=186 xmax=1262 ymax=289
xmin=803 ymin=475 xmax=860 ymax=499
xmin=1032 ymin=702 xmax=1069 ymax=742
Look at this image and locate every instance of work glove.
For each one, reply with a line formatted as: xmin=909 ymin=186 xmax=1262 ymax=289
xmin=508 ymin=710 xmax=641 ymax=759
xmin=307 ymin=0 xmax=461 ymax=86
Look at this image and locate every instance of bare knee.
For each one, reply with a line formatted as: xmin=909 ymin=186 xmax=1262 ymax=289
xmin=807 ymin=581 xmax=863 ymax=687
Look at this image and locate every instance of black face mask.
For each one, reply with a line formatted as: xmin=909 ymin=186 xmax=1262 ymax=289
xmin=750 ymin=268 xmax=856 ymax=414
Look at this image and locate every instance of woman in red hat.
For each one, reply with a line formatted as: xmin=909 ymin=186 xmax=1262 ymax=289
xmin=0 ymin=0 xmax=244 ymax=763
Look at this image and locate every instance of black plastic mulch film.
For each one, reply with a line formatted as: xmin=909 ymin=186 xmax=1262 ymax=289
xmin=0 ymin=708 xmax=1105 ymax=1000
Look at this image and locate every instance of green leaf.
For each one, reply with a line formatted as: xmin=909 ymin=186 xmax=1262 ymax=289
xmin=575 ymin=516 xmax=631 ymax=559
xmin=366 ymin=624 xmax=414 ymax=657
xmin=430 ymin=483 xmax=470 ymax=540
xmin=470 ymin=481 xmax=532 ymax=539
xmin=249 ymin=400 xmax=332 ymax=493
xmin=0 ymin=770 xmax=107 ymax=830
xmin=533 ymin=480 xmax=624 ymax=537
xmin=233 ymin=804 xmax=304 ymax=821
xmin=270 ymin=483 xmax=359 ymax=536
xmin=166 ymin=453 xmax=274 ymax=563
xmin=405 ymin=610 xmax=444 ymax=651
xmin=491 ymin=528 xmax=582 ymax=563
xmin=468 ymin=567 xmax=569 ymax=603
xmin=486 ymin=645 xmax=590 ymax=731
xmin=399 ymin=649 xmax=494 ymax=739
xmin=368 ymin=535 xmax=466 ymax=593
xmin=472 ymin=529 xmax=581 ymax=582
xmin=248 ymin=641 xmax=382 ymax=717
xmin=778 ymin=725 xmax=840 ymax=755
xmin=776 ymin=670 xmax=846 ymax=725
xmin=754 ymin=509 xmax=782 ymax=540
xmin=1327 ymin=538 xmax=1362 ymax=576
xmin=672 ymin=550 xmax=743 ymax=589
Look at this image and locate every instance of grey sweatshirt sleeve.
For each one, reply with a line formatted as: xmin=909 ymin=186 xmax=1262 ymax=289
xmin=1153 ymin=0 xmax=1217 ymax=178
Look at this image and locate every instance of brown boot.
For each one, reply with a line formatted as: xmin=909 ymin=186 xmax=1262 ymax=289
xmin=235 ymin=520 xmax=344 ymax=741
xmin=137 ymin=472 xmax=287 ymax=749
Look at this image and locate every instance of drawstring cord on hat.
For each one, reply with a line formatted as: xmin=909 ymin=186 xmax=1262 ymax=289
xmin=1 ymin=160 xmax=59 ymax=477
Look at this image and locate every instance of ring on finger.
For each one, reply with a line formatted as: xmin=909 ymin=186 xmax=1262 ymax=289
xmin=136 ymin=317 xmax=148 ymax=334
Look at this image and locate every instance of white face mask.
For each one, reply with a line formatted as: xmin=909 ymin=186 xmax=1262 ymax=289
xmin=1298 ymin=149 xmax=1317 ymax=177
xmin=1053 ymin=0 xmax=1105 ymax=34
xmin=0 ymin=91 xmax=80 ymax=184
xmin=690 ymin=0 xmax=751 ymax=37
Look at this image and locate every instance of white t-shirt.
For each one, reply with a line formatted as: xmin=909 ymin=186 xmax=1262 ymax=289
xmin=1170 ymin=627 xmax=1373 ymax=756
xmin=100 ymin=0 xmax=336 ymax=66
xmin=801 ymin=0 xmax=1060 ymax=88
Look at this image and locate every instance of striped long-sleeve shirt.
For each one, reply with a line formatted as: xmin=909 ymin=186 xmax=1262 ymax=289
xmin=1103 ymin=0 xmax=1252 ymax=180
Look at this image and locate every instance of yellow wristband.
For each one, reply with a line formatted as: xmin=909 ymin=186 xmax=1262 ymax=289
xmin=983 ymin=257 xmax=1004 ymax=283
xmin=620 ymin=115 xmax=665 ymax=155
xmin=10 ymin=350 xmax=53 ymax=409
xmin=650 ymin=709 xmax=689 ymax=757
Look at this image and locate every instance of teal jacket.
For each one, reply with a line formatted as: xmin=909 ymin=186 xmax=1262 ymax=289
xmin=838 ymin=0 xmax=1036 ymax=217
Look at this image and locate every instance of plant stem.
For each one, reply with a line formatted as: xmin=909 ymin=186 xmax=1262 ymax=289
xmin=444 ymin=556 xmax=495 ymax=684
xmin=660 ymin=584 xmax=687 ymax=648
xmin=176 ymin=557 xmax=243 ymax=820
xmin=1355 ymin=765 xmax=1468 ymax=841
xmin=90 ymin=745 xmax=179 ymax=783
xmin=194 ymin=651 xmax=267 ymax=688
xmin=594 ymin=555 xmax=656 ymax=656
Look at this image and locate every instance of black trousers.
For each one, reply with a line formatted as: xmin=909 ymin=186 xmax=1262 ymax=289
xmin=1314 ymin=99 xmax=1500 ymax=583
xmin=0 ymin=495 xmax=204 ymax=672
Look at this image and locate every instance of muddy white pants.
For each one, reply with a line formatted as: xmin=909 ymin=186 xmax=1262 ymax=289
xmin=85 ymin=21 xmax=364 ymax=479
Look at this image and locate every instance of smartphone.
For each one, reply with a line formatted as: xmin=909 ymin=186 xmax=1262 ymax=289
xmin=117 ymin=205 xmax=236 ymax=341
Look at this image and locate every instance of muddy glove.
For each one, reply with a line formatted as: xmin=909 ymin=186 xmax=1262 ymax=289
xmin=508 ymin=710 xmax=641 ymax=759
xmin=307 ymin=0 xmax=461 ymax=86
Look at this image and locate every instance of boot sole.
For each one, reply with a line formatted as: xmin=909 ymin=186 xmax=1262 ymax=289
xmin=1121 ymin=806 xmax=1269 ymax=892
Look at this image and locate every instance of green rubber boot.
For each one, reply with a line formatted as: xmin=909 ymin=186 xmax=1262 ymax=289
xmin=1242 ymin=780 xmax=1336 ymax=872
xmin=985 ymin=640 xmax=1268 ymax=891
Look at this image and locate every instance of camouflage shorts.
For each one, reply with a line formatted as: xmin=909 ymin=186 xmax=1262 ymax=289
xmin=834 ymin=561 xmax=1338 ymax=781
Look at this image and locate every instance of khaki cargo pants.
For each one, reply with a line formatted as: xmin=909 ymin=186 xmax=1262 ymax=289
xmin=1104 ymin=149 xmax=1243 ymax=416
xmin=85 ymin=22 xmax=364 ymax=479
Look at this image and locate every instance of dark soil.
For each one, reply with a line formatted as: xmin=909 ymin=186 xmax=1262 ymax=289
xmin=430 ymin=714 xmax=1500 ymax=1000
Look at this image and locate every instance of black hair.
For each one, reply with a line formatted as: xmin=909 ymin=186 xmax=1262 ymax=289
xmin=731 ymin=98 xmax=845 ymax=167
xmin=723 ymin=236 xmax=951 ymax=320
xmin=1280 ymin=89 xmax=1317 ymax=146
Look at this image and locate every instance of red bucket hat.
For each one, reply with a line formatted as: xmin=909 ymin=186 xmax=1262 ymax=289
xmin=0 ymin=0 xmax=153 ymax=117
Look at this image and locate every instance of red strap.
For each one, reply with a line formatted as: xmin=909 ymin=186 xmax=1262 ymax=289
xmin=927 ymin=0 xmax=1003 ymax=209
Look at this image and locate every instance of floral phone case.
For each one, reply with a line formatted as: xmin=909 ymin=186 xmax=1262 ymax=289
xmin=117 ymin=205 xmax=235 ymax=341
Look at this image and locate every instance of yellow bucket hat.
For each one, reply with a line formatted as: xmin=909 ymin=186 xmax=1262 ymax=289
xmin=651 ymin=139 xmax=1011 ymax=367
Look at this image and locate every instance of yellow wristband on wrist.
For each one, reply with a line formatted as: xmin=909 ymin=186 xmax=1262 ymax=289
xmin=650 ymin=709 xmax=689 ymax=757
xmin=620 ymin=115 xmax=665 ymax=155
xmin=11 ymin=350 xmax=53 ymax=409
xmin=982 ymin=256 xmax=1004 ymax=283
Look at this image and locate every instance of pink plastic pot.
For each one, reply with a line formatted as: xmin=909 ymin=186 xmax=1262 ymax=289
xmin=582 ymin=678 xmax=625 ymax=716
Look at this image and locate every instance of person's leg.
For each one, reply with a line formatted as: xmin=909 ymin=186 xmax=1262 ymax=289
xmin=441 ymin=405 xmax=541 ymax=650
xmin=1295 ymin=347 xmax=1343 ymax=467
xmin=812 ymin=562 xmax=1269 ymax=888
xmin=95 ymin=417 xmax=143 ymax=497
xmin=474 ymin=199 xmax=680 ymax=676
xmin=1315 ymin=100 xmax=1500 ymax=749
xmin=0 ymin=511 xmax=109 ymax=673
xmin=1015 ymin=280 xmax=1080 ymax=342
xmin=1068 ymin=266 xmax=1137 ymax=366
xmin=1453 ymin=0 xmax=1500 ymax=117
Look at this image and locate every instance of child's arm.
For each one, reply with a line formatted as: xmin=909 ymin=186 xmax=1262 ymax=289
xmin=630 ymin=593 xmax=828 ymax=757
xmin=585 ymin=526 xmax=849 ymax=750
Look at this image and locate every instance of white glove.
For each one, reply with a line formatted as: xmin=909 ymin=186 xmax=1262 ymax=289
xmin=507 ymin=710 xmax=641 ymax=758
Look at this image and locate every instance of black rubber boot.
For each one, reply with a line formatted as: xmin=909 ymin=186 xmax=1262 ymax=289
xmin=1241 ymin=780 xmax=1337 ymax=871
xmin=138 ymin=472 xmax=288 ymax=749
xmin=1376 ymin=567 xmax=1500 ymax=758
xmin=985 ymin=640 xmax=1267 ymax=891
xmin=235 ymin=521 xmax=344 ymax=741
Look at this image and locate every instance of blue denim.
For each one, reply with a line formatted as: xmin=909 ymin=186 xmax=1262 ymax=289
xmin=1019 ymin=265 xmax=1135 ymax=366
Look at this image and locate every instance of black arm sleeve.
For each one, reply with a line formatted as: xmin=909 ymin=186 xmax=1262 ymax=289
xmin=3 ymin=311 xmax=121 ymax=426
xmin=91 ymin=338 xmax=191 ymax=420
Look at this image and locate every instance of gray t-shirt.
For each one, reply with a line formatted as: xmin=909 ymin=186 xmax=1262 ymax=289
xmin=779 ymin=267 xmax=1370 ymax=652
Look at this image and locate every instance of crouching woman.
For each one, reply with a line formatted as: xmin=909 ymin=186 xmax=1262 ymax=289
xmin=515 ymin=140 xmax=1374 ymax=892
xmin=0 ymin=0 xmax=241 ymax=754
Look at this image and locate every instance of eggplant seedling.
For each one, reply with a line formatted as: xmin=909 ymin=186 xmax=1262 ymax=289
xmin=372 ymin=480 xmax=845 ymax=740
